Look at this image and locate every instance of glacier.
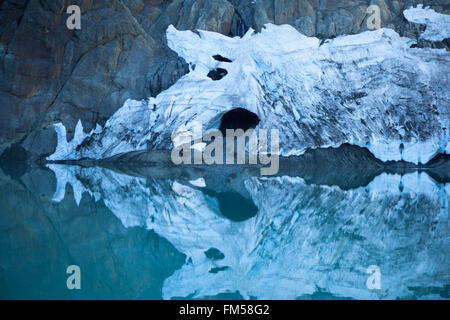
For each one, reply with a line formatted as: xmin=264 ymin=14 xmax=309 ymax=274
xmin=47 ymin=163 xmax=449 ymax=299
xmin=403 ymin=5 xmax=450 ymax=42
xmin=48 ymin=7 xmax=450 ymax=165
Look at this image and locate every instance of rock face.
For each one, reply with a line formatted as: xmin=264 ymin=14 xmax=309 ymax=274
xmin=0 ymin=0 xmax=233 ymax=159
xmin=1 ymin=0 xmax=449 ymax=159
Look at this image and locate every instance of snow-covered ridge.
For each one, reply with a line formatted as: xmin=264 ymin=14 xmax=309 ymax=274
xmin=48 ymin=7 xmax=450 ymax=164
xmin=404 ymin=4 xmax=450 ymax=41
xmin=47 ymin=164 xmax=449 ymax=299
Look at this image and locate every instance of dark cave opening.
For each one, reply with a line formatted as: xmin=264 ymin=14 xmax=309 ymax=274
xmin=219 ymin=108 xmax=260 ymax=135
xmin=207 ymin=68 xmax=228 ymax=80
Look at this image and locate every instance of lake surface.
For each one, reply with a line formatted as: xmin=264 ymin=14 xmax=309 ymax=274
xmin=0 ymin=151 xmax=449 ymax=299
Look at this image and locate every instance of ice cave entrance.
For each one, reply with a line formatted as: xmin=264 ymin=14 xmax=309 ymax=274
xmin=219 ymin=108 xmax=260 ymax=135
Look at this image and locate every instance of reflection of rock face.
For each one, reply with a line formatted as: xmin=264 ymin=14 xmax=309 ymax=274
xmin=47 ymin=164 xmax=449 ymax=300
xmin=0 ymin=167 xmax=185 ymax=299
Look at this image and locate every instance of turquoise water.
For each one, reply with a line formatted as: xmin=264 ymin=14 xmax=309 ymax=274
xmin=0 ymin=157 xmax=448 ymax=300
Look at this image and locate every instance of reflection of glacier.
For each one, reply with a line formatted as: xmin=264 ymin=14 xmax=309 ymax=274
xmin=48 ymin=164 xmax=449 ymax=299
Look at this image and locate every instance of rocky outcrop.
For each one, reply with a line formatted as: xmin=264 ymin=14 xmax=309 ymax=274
xmin=0 ymin=0 xmax=448 ymax=159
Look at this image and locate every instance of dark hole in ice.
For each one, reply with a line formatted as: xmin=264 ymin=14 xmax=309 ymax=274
xmin=219 ymin=108 xmax=260 ymax=135
xmin=209 ymin=266 xmax=230 ymax=274
xmin=207 ymin=68 xmax=228 ymax=80
xmin=213 ymin=55 xmax=232 ymax=62
xmin=204 ymin=248 xmax=225 ymax=260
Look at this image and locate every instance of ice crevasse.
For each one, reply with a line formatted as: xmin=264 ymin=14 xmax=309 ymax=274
xmin=48 ymin=6 xmax=450 ymax=165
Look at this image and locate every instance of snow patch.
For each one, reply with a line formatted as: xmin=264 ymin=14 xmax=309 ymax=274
xmin=189 ymin=178 xmax=206 ymax=188
xmin=404 ymin=4 xmax=450 ymax=41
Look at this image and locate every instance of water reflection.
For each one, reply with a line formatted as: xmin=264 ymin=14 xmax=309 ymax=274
xmin=0 ymin=150 xmax=448 ymax=299
xmin=0 ymin=165 xmax=185 ymax=299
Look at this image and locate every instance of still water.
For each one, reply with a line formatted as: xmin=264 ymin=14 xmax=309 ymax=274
xmin=0 ymin=150 xmax=449 ymax=299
